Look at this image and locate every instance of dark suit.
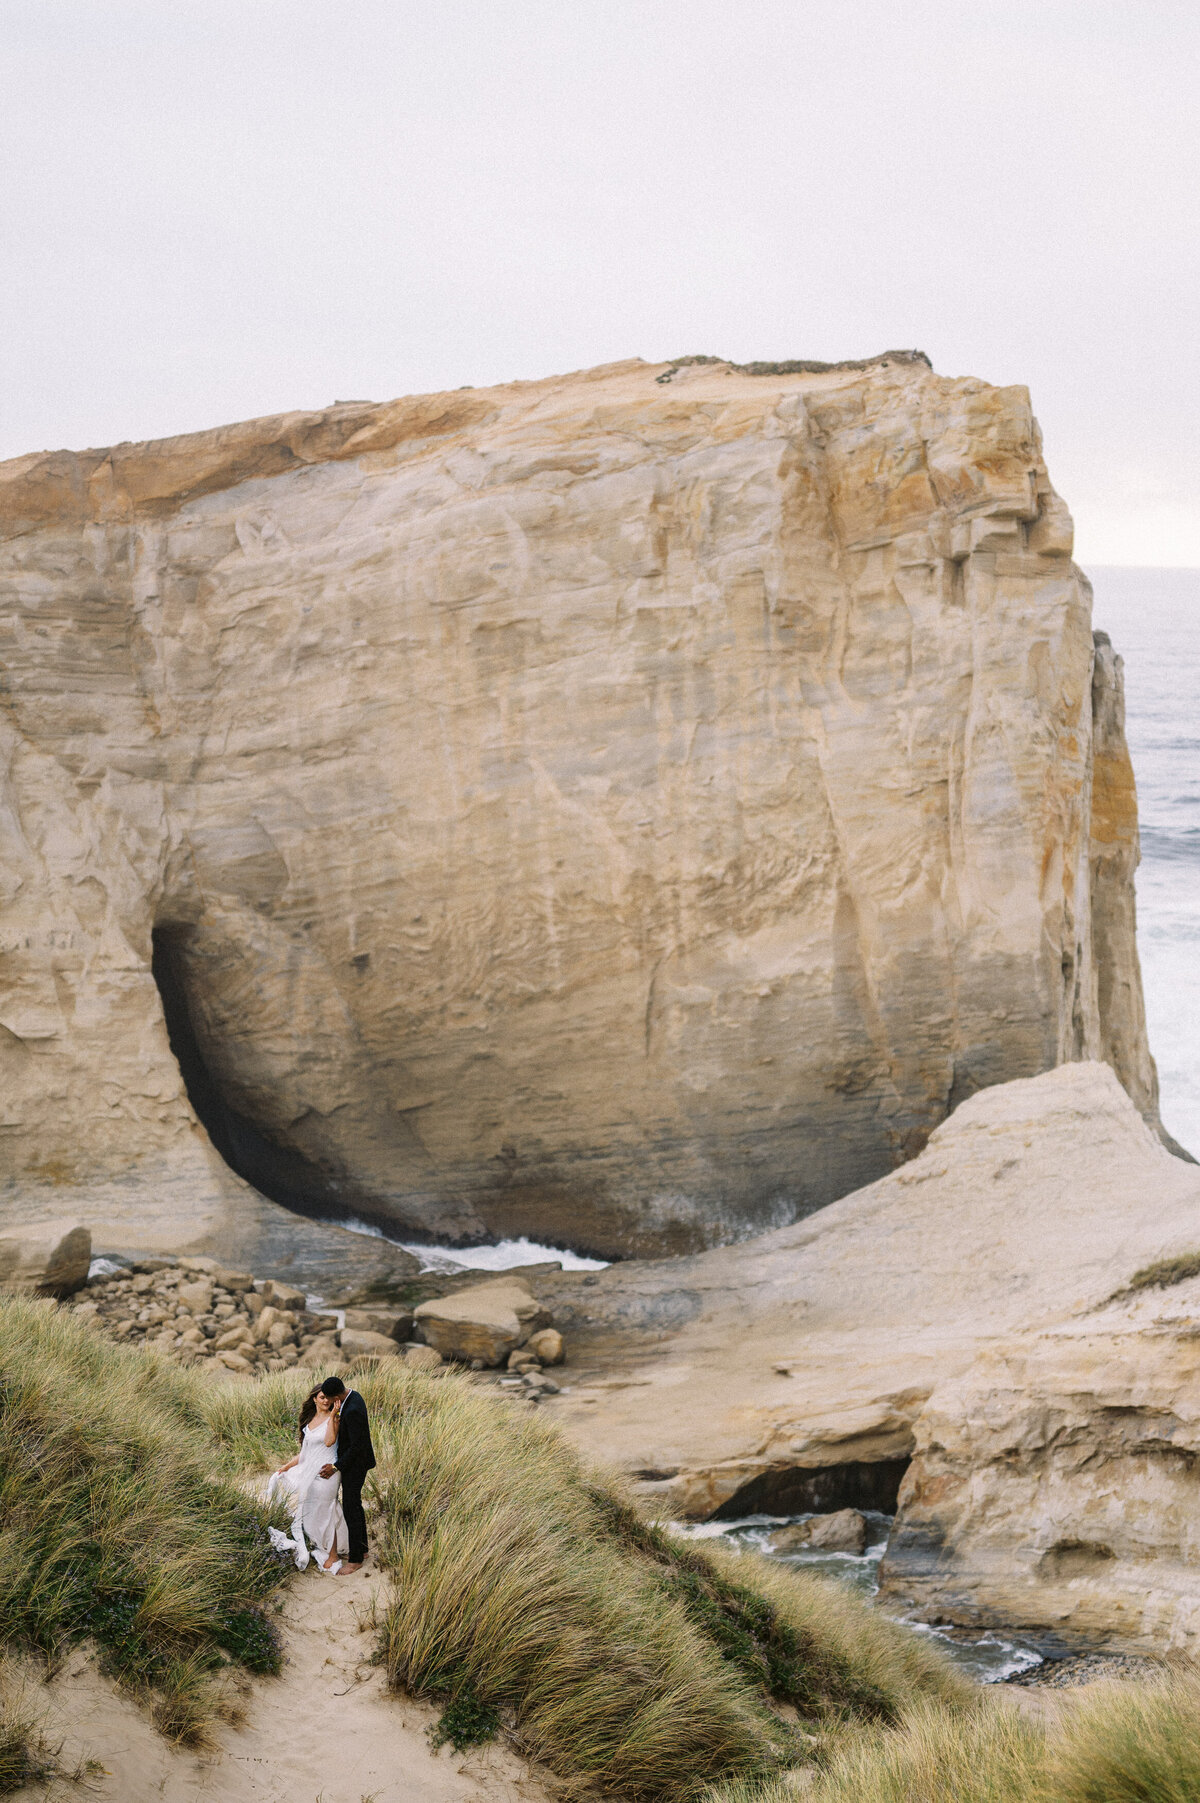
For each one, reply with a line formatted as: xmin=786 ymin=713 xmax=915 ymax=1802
xmin=334 ymin=1389 xmax=375 ymax=1563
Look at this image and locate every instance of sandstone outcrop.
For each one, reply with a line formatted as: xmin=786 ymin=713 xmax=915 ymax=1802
xmin=542 ymin=1067 xmax=1200 ymax=1589
xmin=0 ymin=353 xmax=1161 ymax=1256
xmin=879 ymin=1292 xmax=1200 ymax=1653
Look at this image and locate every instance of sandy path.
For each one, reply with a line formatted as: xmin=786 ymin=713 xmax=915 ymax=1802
xmin=14 ymin=1562 xmax=551 ymax=1803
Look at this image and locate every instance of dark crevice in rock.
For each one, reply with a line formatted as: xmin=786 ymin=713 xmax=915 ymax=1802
xmin=711 ymin=1458 xmax=911 ymax=1521
xmin=150 ymin=925 xmax=344 ymax=1218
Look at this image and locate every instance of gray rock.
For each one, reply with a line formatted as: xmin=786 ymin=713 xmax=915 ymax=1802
xmin=0 ymin=1222 xmax=91 ymax=1297
xmin=769 ymin=1509 xmax=868 ymax=1556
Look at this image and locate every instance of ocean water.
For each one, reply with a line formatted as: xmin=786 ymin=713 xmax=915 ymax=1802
xmin=1091 ymin=568 xmax=1199 ymax=1157
xmin=672 ymin=1513 xmax=1043 ymax=1682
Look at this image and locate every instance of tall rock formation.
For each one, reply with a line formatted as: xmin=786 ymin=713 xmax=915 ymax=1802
xmin=0 ymin=352 xmax=1160 ymax=1256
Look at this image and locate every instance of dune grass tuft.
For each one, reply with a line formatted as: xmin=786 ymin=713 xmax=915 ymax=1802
xmin=0 ymin=1297 xmax=289 ymax=1743
xmin=704 ymin=1676 xmax=1200 ymax=1803
xmin=1048 ymin=1674 xmax=1200 ymax=1801
xmin=1124 ymin=1251 xmax=1200 ymax=1294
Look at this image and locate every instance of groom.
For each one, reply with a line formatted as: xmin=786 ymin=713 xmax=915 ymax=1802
xmin=317 ymin=1376 xmax=375 ymax=1573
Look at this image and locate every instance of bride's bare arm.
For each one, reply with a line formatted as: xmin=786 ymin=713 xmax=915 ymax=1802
xmin=323 ymin=1412 xmax=338 ymax=1447
xmin=276 ymin=1453 xmax=300 ymax=1473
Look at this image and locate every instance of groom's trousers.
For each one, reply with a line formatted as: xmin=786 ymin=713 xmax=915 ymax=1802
xmin=340 ymin=1462 xmax=369 ymax=1563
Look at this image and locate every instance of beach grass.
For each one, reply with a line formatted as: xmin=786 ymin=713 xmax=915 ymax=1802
xmin=0 ymin=1297 xmax=288 ymax=1744
xmin=702 ymin=1676 xmax=1200 ymax=1803
xmin=1048 ymin=1673 xmax=1200 ymax=1801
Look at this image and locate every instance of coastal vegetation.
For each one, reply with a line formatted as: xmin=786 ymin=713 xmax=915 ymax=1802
xmin=7 ymin=1296 xmax=1200 ymax=1801
xmin=0 ymin=1297 xmax=288 ymax=1754
xmin=704 ymin=1677 xmax=1200 ymax=1803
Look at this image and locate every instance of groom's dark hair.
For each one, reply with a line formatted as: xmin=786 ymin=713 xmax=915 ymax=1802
xmin=319 ymin=1376 xmax=346 ymax=1397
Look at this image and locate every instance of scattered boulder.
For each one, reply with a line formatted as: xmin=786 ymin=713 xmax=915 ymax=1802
xmin=213 ymin=1323 xmax=253 ymax=1352
xmin=261 ymin=1279 xmax=308 ymax=1312
xmin=0 ymin=1221 xmax=91 ymax=1297
xmin=298 ymin=1332 xmax=343 ymax=1371
xmin=414 ymin=1277 xmax=552 ymax=1366
xmin=340 ymin=1328 xmax=401 ymax=1360
xmin=343 ymin=1307 xmax=412 ymax=1341
xmin=527 ymin=1328 xmax=564 ymax=1366
xmin=47 ymin=1249 xmax=562 ymax=1393
xmin=213 ymin=1268 xmax=255 ymax=1293
xmin=769 ymin=1510 xmax=868 ymax=1556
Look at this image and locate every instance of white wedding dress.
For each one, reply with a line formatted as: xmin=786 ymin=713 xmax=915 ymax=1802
xmin=266 ymin=1420 xmax=349 ymax=1571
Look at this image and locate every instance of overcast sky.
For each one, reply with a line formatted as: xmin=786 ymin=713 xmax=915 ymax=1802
xmin=2 ymin=0 xmax=1197 ymax=565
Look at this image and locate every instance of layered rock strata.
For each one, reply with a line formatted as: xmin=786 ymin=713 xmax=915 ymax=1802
xmin=542 ymin=1063 xmax=1200 ymax=1647
xmin=879 ymin=1305 xmax=1200 ymax=1653
xmin=0 ymin=354 xmax=1159 ymax=1254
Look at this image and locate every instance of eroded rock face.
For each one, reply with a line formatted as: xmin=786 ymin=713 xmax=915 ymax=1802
xmin=879 ymin=1311 xmax=1200 ymax=1654
xmin=0 ymin=354 xmax=1159 ymax=1255
xmin=541 ymin=1064 xmax=1200 ymax=1515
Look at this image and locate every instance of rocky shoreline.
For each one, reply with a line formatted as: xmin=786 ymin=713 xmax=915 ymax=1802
xmin=62 ymin=1249 xmax=570 ymax=1397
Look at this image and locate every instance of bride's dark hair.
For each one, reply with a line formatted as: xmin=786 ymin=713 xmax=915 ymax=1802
xmin=298 ymin=1385 xmax=323 ymax=1442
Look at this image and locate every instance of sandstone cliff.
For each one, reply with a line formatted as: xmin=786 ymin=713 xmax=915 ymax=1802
xmin=0 ymin=353 xmax=1159 ymax=1255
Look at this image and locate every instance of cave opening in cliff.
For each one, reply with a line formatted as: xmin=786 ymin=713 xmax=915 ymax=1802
xmin=151 ymin=925 xmax=344 ymax=1218
xmin=711 ymin=1457 xmax=911 ymax=1520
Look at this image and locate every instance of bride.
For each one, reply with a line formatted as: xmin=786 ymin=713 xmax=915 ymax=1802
xmin=266 ymin=1384 xmax=350 ymax=1572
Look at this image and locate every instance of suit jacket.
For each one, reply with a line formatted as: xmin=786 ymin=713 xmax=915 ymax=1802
xmin=334 ymin=1390 xmax=376 ymax=1474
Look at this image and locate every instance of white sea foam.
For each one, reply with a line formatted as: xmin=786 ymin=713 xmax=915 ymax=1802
xmin=320 ymin=1217 xmax=607 ymax=1273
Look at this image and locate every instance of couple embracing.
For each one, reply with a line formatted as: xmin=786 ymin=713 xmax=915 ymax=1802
xmin=267 ymin=1376 xmax=375 ymax=1575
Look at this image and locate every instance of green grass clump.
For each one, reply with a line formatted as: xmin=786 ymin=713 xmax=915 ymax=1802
xmin=800 ymin=1698 xmax=1044 ymax=1803
xmin=0 ymin=1298 xmax=289 ymax=1742
xmin=1048 ymin=1674 xmax=1200 ymax=1801
xmin=705 ymin=1677 xmax=1200 ymax=1803
xmin=207 ymin=1364 xmax=964 ymax=1802
xmin=1124 ymin=1251 xmax=1200 ymax=1294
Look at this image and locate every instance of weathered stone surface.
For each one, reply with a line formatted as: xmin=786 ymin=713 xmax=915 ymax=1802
xmin=0 ymin=1221 xmax=91 ymax=1296
xmin=176 ymin=1280 xmax=213 ymax=1315
xmin=0 ymin=355 xmax=1162 ymax=1258
xmin=297 ymin=1332 xmax=342 ymax=1371
xmin=878 ymin=1298 xmax=1200 ymax=1653
xmin=261 ymin=1280 xmax=308 ymax=1313
xmin=338 ymin=1327 xmax=400 ymax=1359
xmin=526 ymin=1328 xmax=565 ymax=1366
xmin=545 ymin=1065 xmax=1200 ymax=1542
xmin=342 ymin=1307 xmax=412 ymax=1341
xmin=404 ymin=1344 xmax=444 ymax=1371
xmin=414 ymin=1277 xmax=551 ymax=1366
xmin=770 ymin=1510 xmax=868 ymax=1555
